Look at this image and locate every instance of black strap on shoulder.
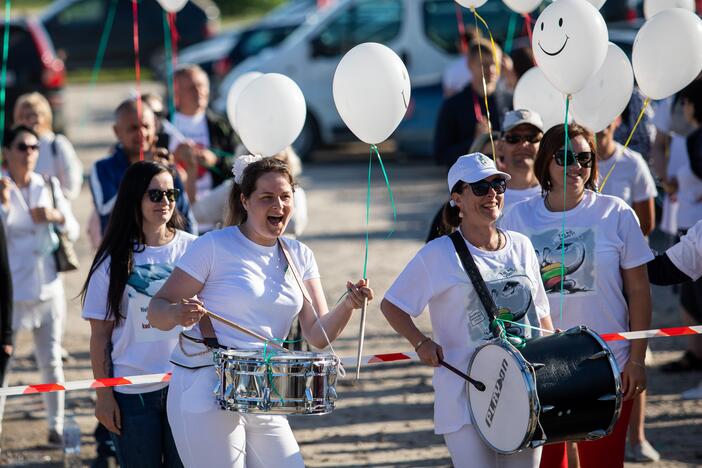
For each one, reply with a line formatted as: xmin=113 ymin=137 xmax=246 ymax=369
xmin=448 ymin=231 xmax=500 ymax=338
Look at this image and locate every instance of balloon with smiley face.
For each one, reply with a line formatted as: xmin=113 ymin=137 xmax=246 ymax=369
xmin=532 ymin=0 xmax=608 ymax=95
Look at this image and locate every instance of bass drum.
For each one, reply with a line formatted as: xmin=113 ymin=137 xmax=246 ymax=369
xmin=467 ymin=326 xmax=622 ymax=454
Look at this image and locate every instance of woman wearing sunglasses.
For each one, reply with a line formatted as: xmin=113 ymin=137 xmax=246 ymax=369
xmin=81 ymin=161 xmax=196 ymax=467
xmin=501 ymin=124 xmax=653 ymax=468
xmin=382 ymin=153 xmax=554 ymax=468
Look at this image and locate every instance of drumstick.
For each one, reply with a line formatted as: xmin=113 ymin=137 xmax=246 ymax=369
xmin=204 ymin=310 xmax=290 ymax=353
xmin=439 ymin=359 xmax=486 ymax=392
xmin=355 ymin=279 xmax=369 ymax=380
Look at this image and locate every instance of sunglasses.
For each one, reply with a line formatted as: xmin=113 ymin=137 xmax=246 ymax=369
xmin=146 ymin=188 xmax=180 ymax=203
xmin=15 ymin=142 xmax=39 ymax=152
xmin=468 ymin=178 xmax=507 ymax=197
xmin=553 ymin=150 xmax=594 ymax=168
xmin=502 ymin=133 xmax=542 ymax=145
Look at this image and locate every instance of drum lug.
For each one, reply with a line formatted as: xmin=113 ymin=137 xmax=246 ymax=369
xmin=541 ymin=405 xmax=555 ymax=412
xmin=587 ymin=350 xmax=609 ymax=360
xmin=597 ymin=394 xmax=617 ymax=401
xmin=261 ymin=387 xmax=272 ymax=411
xmin=587 ymin=429 xmax=607 ymax=440
xmin=529 ymin=439 xmax=546 ymax=449
xmin=327 ymin=385 xmax=338 ymax=401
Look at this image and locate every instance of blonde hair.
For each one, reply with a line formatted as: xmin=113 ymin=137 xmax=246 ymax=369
xmin=14 ymin=92 xmax=52 ymax=133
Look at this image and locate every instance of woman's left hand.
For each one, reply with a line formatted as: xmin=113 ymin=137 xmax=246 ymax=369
xmin=345 ymin=279 xmax=374 ymax=309
xmin=622 ymin=360 xmax=647 ymax=400
xmin=30 ymin=207 xmax=63 ymax=224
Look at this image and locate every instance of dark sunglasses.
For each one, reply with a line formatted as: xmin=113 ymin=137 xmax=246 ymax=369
xmin=468 ymin=178 xmax=507 ymax=197
xmin=15 ymin=142 xmax=39 ymax=152
xmin=146 ymin=188 xmax=180 ymax=203
xmin=502 ymin=133 xmax=542 ymax=145
xmin=553 ymin=150 xmax=594 ymax=168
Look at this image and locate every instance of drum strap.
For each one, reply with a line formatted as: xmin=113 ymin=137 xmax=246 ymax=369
xmin=199 ymin=314 xmax=221 ymax=349
xmin=449 ymin=230 xmax=501 ymax=338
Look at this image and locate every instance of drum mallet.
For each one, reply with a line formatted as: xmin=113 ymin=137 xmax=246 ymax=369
xmin=439 ymin=359 xmax=486 ymax=392
xmin=355 ymin=279 xmax=369 ymax=380
xmin=205 ymin=311 xmax=290 ymax=353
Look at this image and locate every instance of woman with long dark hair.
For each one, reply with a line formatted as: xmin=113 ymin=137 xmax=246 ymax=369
xmin=502 ymin=124 xmax=652 ymax=468
xmin=81 ymin=161 xmax=195 ymax=467
xmin=148 ymin=156 xmax=373 ymax=467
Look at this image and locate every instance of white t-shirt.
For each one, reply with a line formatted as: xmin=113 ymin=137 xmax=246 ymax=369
xmin=502 ymin=185 xmax=541 ymax=217
xmin=170 ymin=111 xmax=214 ymax=198
xmin=82 ymin=230 xmax=197 ymax=394
xmin=501 ymin=191 xmax=654 ymax=369
xmin=176 ymin=226 xmax=320 ymax=349
xmin=384 ymin=229 xmax=549 ymax=435
xmin=667 ymin=219 xmax=702 ymax=281
xmin=675 ymin=155 xmax=702 ymax=230
xmin=598 ymin=143 xmax=657 ymax=206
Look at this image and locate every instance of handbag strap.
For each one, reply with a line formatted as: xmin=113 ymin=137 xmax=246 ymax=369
xmin=448 ymin=230 xmax=501 ymax=338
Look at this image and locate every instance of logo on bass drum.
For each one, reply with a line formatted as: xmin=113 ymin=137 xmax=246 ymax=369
xmin=485 ymin=358 xmax=509 ymax=427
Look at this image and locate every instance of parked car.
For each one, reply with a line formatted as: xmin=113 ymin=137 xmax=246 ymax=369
xmin=39 ymin=0 xmax=220 ymax=70
xmin=1 ymin=18 xmax=66 ymax=134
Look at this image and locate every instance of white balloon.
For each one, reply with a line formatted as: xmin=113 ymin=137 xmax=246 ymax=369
xmin=571 ymin=43 xmax=634 ymax=133
xmin=532 ymin=0 xmax=608 ymax=95
xmin=455 ymin=0 xmax=488 ymax=8
xmin=643 ymin=0 xmax=694 ymax=19
xmin=587 ymin=0 xmax=607 ymax=7
xmin=502 ymin=0 xmax=543 ymax=14
xmin=632 ymin=9 xmax=702 ymax=100
xmin=226 ymin=72 xmax=263 ymax=133
xmin=333 ymin=43 xmax=411 ymax=145
xmin=156 ymin=0 xmax=188 ymax=13
xmin=513 ymin=67 xmax=570 ymax=131
xmin=235 ymin=73 xmax=307 ymax=157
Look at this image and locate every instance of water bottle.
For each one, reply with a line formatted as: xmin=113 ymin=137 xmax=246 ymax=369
xmin=62 ymin=415 xmax=81 ymax=468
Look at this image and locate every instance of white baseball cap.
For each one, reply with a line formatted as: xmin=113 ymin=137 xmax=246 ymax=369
xmin=502 ymin=109 xmax=544 ymax=133
xmin=447 ymin=152 xmax=511 ymax=193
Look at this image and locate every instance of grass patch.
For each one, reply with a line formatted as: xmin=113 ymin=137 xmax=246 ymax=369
xmin=66 ymin=67 xmax=155 ymax=85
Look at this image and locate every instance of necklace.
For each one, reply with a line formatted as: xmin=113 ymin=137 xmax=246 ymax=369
xmin=495 ymin=229 xmax=504 ymax=251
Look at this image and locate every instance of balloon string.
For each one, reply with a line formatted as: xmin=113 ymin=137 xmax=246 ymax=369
xmin=523 ymin=13 xmax=534 ymax=55
xmin=363 ymin=148 xmax=372 ymax=279
xmin=471 ymin=7 xmax=497 ymax=162
xmin=559 ymin=95 xmax=571 ymax=322
xmin=599 ymin=97 xmax=651 ymax=193
xmin=162 ymin=11 xmax=176 ymax=123
xmin=370 ymin=144 xmax=397 ymax=239
xmin=131 ymin=0 xmax=144 ymax=161
xmin=168 ymin=12 xmax=179 ymax=120
xmin=0 ymin=0 xmax=10 ymax=167
xmin=504 ymin=12 xmax=518 ymax=55
xmin=454 ymin=3 xmax=468 ymax=54
xmin=79 ymin=0 xmax=118 ymax=129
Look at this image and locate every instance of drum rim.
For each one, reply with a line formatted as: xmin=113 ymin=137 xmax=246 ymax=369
xmin=467 ymin=339 xmax=540 ymax=454
xmin=213 ymin=348 xmax=340 ymax=363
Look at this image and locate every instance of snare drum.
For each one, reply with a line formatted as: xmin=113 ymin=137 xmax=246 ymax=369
xmin=467 ymin=326 xmax=622 ymax=454
xmin=213 ymin=349 xmax=339 ymax=415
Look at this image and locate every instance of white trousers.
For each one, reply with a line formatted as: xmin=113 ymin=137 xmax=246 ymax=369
xmin=167 ymin=366 xmax=304 ymax=468
xmin=0 ymin=294 xmax=65 ymax=434
xmin=444 ymin=424 xmax=542 ymax=468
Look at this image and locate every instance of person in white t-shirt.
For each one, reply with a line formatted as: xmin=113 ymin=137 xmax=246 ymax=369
xmin=498 ymin=109 xmax=544 ymax=217
xmin=501 ymin=123 xmax=652 ymax=468
xmin=597 ymin=115 xmax=657 ymax=236
xmin=81 ymin=161 xmax=195 ymax=467
xmin=147 ymin=157 xmax=374 ymax=468
xmin=381 ymin=153 xmax=554 ymax=468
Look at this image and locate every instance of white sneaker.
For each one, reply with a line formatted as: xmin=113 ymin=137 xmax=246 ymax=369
xmin=628 ymin=440 xmax=661 ymax=463
xmin=681 ymin=381 xmax=702 ymax=400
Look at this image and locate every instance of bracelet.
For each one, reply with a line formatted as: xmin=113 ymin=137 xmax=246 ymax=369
xmin=628 ymin=360 xmax=645 ymax=369
xmin=414 ymin=336 xmax=432 ymax=351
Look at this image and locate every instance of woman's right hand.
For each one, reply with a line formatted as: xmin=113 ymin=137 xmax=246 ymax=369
xmin=173 ymin=298 xmax=207 ymax=327
xmin=95 ymin=389 xmax=121 ymax=435
xmin=0 ymin=178 xmax=10 ymax=207
xmin=416 ymin=338 xmax=444 ymax=367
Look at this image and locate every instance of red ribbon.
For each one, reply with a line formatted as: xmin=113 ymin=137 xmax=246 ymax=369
xmin=131 ymin=0 xmax=144 ymax=160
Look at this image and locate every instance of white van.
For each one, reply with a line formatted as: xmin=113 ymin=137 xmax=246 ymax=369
xmin=213 ymin=0 xmax=476 ymax=157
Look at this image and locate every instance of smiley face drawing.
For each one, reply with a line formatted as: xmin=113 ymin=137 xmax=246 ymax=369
xmin=531 ymin=0 xmax=609 ymax=95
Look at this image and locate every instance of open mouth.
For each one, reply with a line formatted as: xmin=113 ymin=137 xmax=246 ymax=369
xmin=267 ymin=215 xmax=284 ymax=227
xmin=538 ymin=36 xmax=569 ymax=56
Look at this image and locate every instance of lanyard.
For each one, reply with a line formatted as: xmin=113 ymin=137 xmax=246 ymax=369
xmin=472 ymin=90 xmax=485 ymax=124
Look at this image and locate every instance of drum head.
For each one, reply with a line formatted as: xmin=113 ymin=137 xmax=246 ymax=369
xmin=468 ymin=343 xmax=536 ymax=453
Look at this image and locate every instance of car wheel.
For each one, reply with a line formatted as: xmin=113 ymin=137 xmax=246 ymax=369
xmin=292 ymin=112 xmax=320 ymax=162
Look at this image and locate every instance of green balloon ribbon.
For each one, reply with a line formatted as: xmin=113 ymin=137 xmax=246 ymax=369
xmin=503 ymin=11 xmax=518 ymax=55
xmin=362 ymin=144 xmax=397 ymax=279
xmin=262 ymin=338 xmax=302 ymax=405
xmin=558 ymin=97 xmax=571 ymax=322
xmin=0 ymin=0 xmax=11 ymax=166
xmin=162 ymin=10 xmax=176 ymax=123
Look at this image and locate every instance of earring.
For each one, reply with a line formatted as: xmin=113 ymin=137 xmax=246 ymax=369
xmin=458 ymin=211 xmax=464 ymax=219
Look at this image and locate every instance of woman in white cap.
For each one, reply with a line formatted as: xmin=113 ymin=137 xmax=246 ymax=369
xmin=381 ymin=153 xmax=554 ymax=468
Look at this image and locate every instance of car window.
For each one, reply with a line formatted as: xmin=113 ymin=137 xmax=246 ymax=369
xmin=57 ymin=0 xmax=105 ymax=25
xmin=238 ymin=25 xmax=298 ymax=59
xmin=313 ymin=0 xmax=403 ymax=57
xmin=4 ymin=25 xmax=41 ymax=74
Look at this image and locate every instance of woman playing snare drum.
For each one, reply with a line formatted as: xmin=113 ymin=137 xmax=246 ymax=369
xmin=148 ymin=156 xmax=373 ymax=468
xmin=501 ymin=124 xmax=652 ymax=468
xmin=381 ymin=153 xmax=554 ymax=468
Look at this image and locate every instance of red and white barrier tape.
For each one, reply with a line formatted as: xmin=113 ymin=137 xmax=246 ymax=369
xmin=3 ymin=325 xmax=701 ymax=397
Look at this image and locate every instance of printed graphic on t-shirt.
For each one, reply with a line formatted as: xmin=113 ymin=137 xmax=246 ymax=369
xmin=467 ymin=268 xmax=540 ymax=341
xmin=529 ymin=227 xmax=596 ymax=296
xmin=127 ymin=263 xmax=181 ymax=342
